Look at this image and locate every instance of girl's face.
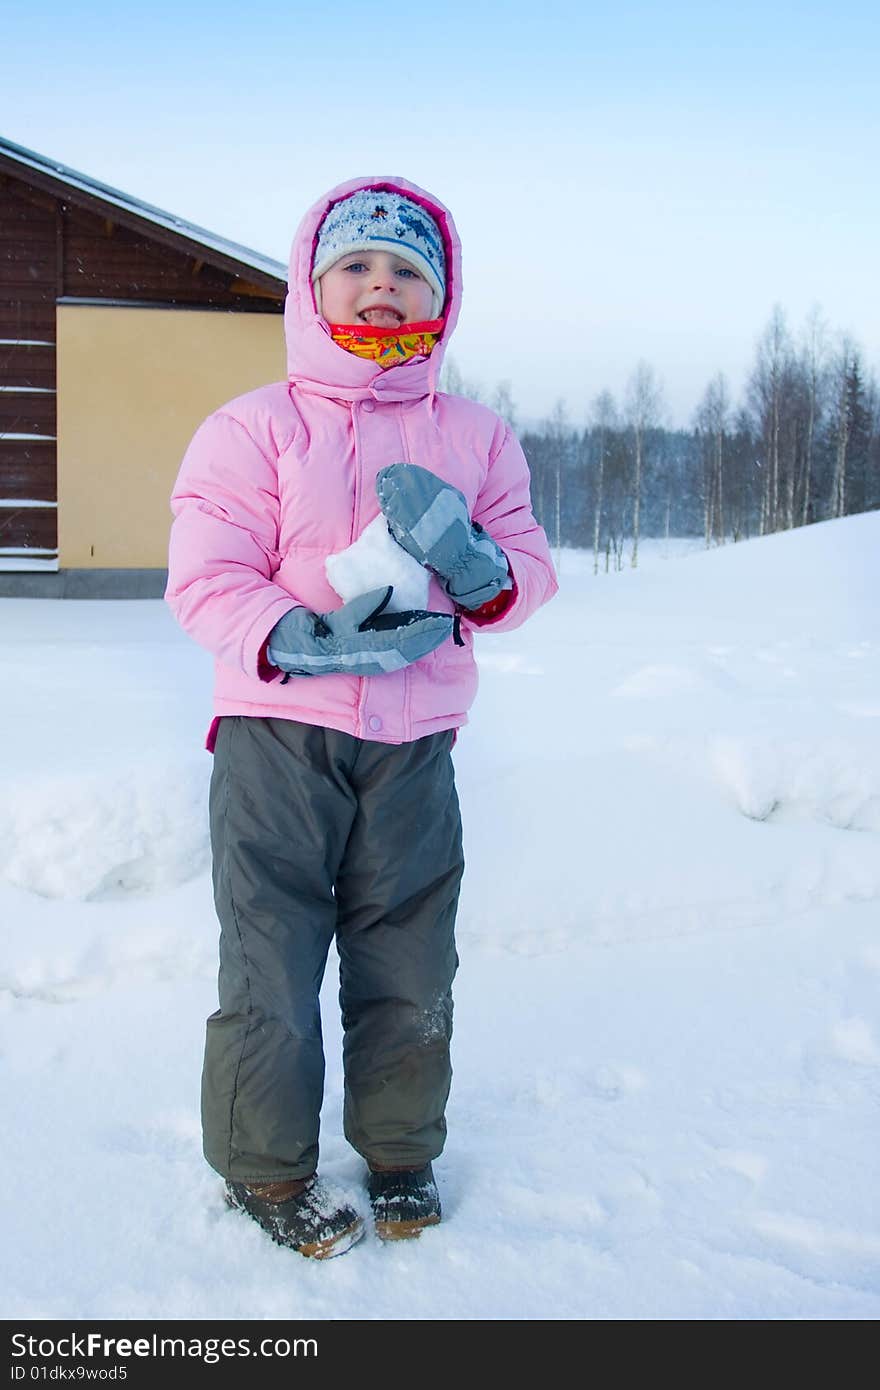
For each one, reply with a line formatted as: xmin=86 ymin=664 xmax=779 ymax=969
xmin=317 ymin=250 xmax=435 ymax=327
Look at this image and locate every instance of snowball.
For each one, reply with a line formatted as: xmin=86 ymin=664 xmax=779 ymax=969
xmin=326 ymin=515 xmax=430 ymax=612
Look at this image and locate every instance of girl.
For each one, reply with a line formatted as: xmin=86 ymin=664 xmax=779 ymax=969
xmin=165 ymin=175 xmax=557 ymax=1258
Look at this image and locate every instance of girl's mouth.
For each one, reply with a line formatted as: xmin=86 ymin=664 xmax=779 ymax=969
xmin=358 ymin=307 xmax=404 ymax=327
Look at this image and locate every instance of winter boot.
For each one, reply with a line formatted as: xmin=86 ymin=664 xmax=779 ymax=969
xmin=224 ymin=1175 xmax=364 ymax=1259
xmin=368 ymin=1163 xmax=441 ymax=1240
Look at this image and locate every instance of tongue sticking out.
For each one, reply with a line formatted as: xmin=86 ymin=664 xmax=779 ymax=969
xmin=359 ymin=308 xmax=403 ymax=327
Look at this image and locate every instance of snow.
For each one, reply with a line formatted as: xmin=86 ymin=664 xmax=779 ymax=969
xmin=325 ymin=514 xmax=429 ymax=611
xmin=1 ymin=513 xmax=878 ymax=1320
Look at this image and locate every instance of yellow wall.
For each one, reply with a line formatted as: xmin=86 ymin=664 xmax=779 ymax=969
xmin=57 ymin=303 xmax=285 ymax=568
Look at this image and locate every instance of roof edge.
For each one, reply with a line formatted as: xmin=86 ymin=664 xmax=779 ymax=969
xmin=0 ymin=134 xmax=287 ymax=285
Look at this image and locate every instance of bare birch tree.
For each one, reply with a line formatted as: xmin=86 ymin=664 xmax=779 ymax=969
xmin=491 ymin=380 xmax=518 ymax=432
xmin=695 ymin=372 xmax=730 ymax=546
xmin=590 ymin=390 xmax=617 ymax=575
xmin=797 ymin=306 xmax=829 ymax=526
xmin=829 ymin=336 xmax=859 ymax=518
xmin=439 ymin=356 xmax=483 ymax=401
xmin=544 ymin=399 xmax=569 ymax=568
xmin=625 ymin=361 xmax=663 ymax=568
xmin=865 ymin=369 xmax=880 ymax=511
xmin=748 ymin=307 xmax=793 ymax=533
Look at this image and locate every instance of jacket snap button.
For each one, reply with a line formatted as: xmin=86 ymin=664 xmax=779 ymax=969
xmin=368 ymin=715 xmax=382 ymax=731
xmin=361 ymin=400 xmax=375 ymax=413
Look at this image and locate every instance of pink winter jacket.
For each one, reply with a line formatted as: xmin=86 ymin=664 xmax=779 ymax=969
xmin=165 ymin=174 xmax=558 ymax=749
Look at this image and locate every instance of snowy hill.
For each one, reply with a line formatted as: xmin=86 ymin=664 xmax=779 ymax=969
xmin=1 ymin=513 xmax=878 ymax=1319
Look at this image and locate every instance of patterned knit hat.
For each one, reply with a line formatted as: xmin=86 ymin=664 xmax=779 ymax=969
xmin=312 ymin=188 xmax=446 ymax=318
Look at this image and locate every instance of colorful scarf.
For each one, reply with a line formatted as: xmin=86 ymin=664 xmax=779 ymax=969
xmin=329 ymin=318 xmax=444 ymax=369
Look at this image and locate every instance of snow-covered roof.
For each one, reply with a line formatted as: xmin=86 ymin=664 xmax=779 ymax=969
xmin=0 ymin=135 xmax=287 ymax=285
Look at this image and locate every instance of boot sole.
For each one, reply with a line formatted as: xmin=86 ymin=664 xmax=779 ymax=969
xmin=374 ymin=1213 xmax=441 ymax=1241
xmin=298 ymin=1219 xmax=365 ymax=1259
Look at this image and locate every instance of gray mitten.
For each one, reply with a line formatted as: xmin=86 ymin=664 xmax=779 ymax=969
xmin=376 ymin=463 xmax=513 ymax=609
xmin=267 ymin=586 xmax=452 ymax=679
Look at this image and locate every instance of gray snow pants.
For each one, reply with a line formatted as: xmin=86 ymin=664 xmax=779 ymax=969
xmin=202 ymin=715 xmax=463 ymax=1184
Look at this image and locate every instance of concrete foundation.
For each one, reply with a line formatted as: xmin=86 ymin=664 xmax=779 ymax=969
xmin=0 ymin=569 xmax=168 ymax=599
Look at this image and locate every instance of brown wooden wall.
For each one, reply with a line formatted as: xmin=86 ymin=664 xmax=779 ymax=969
xmin=0 ymin=177 xmax=57 ymax=555
xmin=0 ymin=165 xmax=284 ymax=565
xmin=63 ymin=200 xmax=283 ymax=310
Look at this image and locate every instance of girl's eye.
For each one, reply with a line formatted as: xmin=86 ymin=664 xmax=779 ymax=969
xmin=396 ymin=267 xmax=420 ymax=279
xmin=343 ymin=262 xmax=367 ymax=272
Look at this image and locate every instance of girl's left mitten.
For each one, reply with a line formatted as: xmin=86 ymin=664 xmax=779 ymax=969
xmin=376 ymin=463 xmax=513 ymax=609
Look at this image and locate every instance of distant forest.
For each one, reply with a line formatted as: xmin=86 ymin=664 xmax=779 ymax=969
xmin=441 ymin=306 xmax=879 ymax=569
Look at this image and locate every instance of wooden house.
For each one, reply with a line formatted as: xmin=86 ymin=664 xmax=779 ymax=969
xmin=0 ymin=135 xmax=287 ymax=596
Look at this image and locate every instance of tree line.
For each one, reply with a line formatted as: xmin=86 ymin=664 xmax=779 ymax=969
xmin=441 ymin=305 xmax=879 ymax=570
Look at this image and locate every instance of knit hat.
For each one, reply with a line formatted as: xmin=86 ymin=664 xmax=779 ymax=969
xmin=311 ymin=189 xmax=446 ymax=318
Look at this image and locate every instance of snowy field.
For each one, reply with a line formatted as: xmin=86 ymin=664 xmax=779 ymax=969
xmin=1 ymin=517 xmax=878 ymax=1320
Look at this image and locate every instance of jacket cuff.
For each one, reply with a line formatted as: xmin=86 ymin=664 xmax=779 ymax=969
xmin=243 ymin=597 xmax=301 ymax=682
xmin=461 ymin=550 xmax=517 ymax=625
xmin=257 ymin=634 xmax=278 ymax=682
xmin=462 ymin=580 xmax=517 ymax=624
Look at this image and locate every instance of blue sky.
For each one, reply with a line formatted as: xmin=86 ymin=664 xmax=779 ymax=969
xmin=2 ymin=1 xmax=877 ymax=423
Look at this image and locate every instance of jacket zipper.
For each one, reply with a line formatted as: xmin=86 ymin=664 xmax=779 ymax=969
xmin=397 ymin=402 xmax=413 ymax=742
xmin=349 ymin=401 xmax=361 ymax=545
xmin=351 ymin=400 xmax=367 ymax=737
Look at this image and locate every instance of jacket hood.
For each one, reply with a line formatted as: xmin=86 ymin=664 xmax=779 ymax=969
xmin=283 ymin=174 xmax=462 ymax=404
